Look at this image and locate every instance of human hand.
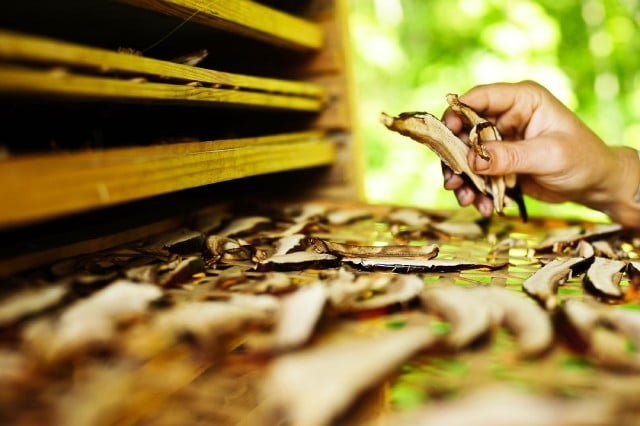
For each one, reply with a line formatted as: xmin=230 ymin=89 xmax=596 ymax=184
xmin=440 ymin=81 xmax=640 ymax=226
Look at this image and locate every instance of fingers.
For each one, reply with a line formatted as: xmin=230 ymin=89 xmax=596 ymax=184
xmin=442 ymin=164 xmax=465 ymax=190
xmin=467 ymin=137 xmax=563 ymax=176
xmin=474 ymin=194 xmax=494 ymax=217
xmin=459 ymin=81 xmax=543 ymax=118
xmin=442 ymin=108 xmax=464 ymax=134
xmin=455 ymin=186 xmax=476 ymax=207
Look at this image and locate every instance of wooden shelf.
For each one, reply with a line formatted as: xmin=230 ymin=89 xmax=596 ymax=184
xmin=0 ymin=31 xmax=324 ymax=98
xmin=119 ymin=0 xmax=323 ymax=50
xmin=0 ymin=66 xmax=322 ymax=111
xmin=0 ymin=132 xmax=335 ymax=225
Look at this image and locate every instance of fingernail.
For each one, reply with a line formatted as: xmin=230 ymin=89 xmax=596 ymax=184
xmin=473 ymin=155 xmax=490 ymax=171
xmin=480 ymin=202 xmax=492 ymax=216
xmin=443 ymin=167 xmax=452 ymax=182
xmin=457 ymin=188 xmax=470 ymax=204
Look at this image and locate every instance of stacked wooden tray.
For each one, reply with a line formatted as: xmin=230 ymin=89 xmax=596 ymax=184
xmin=0 ymin=0 xmax=358 ymax=233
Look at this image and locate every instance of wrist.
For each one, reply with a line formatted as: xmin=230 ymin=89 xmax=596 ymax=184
xmin=587 ymin=146 xmax=640 ymax=227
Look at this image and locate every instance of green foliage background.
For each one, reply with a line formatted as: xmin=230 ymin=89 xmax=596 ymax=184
xmin=349 ymin=0 xmax=640 ymax=221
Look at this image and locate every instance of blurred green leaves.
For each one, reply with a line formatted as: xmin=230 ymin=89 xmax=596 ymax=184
xmin=349 ymin=0 xmax=640 ymax=221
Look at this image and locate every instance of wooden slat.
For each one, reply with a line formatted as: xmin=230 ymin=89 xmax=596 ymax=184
xmin=119 ymin=0 xmax=323 ymax=50
xmin=0 ymin=66 xmax=322 ymax=111
xmin=0 ymin=30 xmax=324 ymax=98
xmin=0 ymin=133 xmax=335 ymax=225
xmin=0 ymin=218 xmax=182 ymax=278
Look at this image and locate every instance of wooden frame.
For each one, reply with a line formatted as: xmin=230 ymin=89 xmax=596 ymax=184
xmin=0 ymin=132 xmax=335 ymax=225
xmin=119 ymin=0 xmax=324 ymax=50
xmin=0 ymin=0 xmax=360 ymax=273
xmin=0 ymin=30 xmax=324 ymax=98
xmin=0 ymin=66 xmax=323 ymax=111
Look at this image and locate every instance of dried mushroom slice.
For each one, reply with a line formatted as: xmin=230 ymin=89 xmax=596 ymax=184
xmin=251 ymin=273 xmax=293 ymax=294
xmin=475 ymin=287 xmax=553 ymax=357
xmin=447 ymin=94 xmax=526 ymax=220
xmin=262 ymin=327 xmax=436 ymax=426
xmin=388 ymin=386 xmax=611 ymax=426
xmin=326 ymin=209 xmax=372 ymax=225
xmin=583 ymin=257 xmax=625 ymax=299
xmin=256 ymin=252 xmax=339 ymax=272
xmin=561 ymin=299 xmax=639 ymax=371
xmin=329 ymin=275 xmax=424 ymax=312
xmin=0 ymin=284 xmax=68 ymax=326
xmin=282 ymin=203 xmax=326 ymax=223
xmin=161 ymin=230 xmax=204 ymax=254
xmin=592 ymin=240 xmax=618 ymax=259
xmin=380 ymin=111 xmax=487 ymax=194
xmin=489 ymin=237 xmax=527 ymax=255
xmin=421 ymin=286 xmax=492 ymax=349
xmin=144 ymin=300 xmax=275 ymax=351
xmin=269 ymin=221 xmax=327 ymax=238
xmin=309 ymin=237 xmax=439 ymax=259
xmin=204 ymin=235 xmax=254 ymax=264
xmin=273 ymin=234 xmax=307 ymax=256
xmin=522 ymin=257 xmax=593 ymax=310
xmin=575 ymin=240 xmax=595 ymax=258
xmin=627 ymin=260 xmax=640 ymax=286
xmin=535 ymin=223 xmax=623 ymax=253
xmin=386 ymin=208 xmax=432 ymax=228
xmin=602 ymin=308 xmax=640 ymax=348
xmin=159 ymin=257 xmax=205 ymax=287
xmin=342 ymin=257 xmax=506 ymax=273
xmin=274 ymin=284 xmax=327 ymax=350
xmin=218 ymin=216 xmax=271 ymax=237
xmin=430 ymin=221 xmax=484 ymax=239
xmin=23 ymin=280 xmax=161 ymax=361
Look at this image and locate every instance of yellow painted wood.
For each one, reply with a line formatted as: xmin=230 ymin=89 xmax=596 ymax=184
xmin=0 ymin=66 xmax=322 ymax=111
xmin=0 ymin=134 xmax=335 ymax=225
xmin=119 ymin=0 xmax=323 ymax=50
xmin=0 ymin=30 xmax=324 ymax=98
xmin=337 ymin=0 xmax=365 ymax=200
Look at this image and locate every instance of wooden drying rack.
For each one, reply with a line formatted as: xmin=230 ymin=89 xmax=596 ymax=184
xmin=0 ymin=0 xmax=360 ymax=274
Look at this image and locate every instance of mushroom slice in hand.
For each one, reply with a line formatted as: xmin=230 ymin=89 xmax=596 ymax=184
xmin=261 ymin=327 xmax=436 ymax=426
xmin=310 ymin=237 xmax=439 ymax=259
xmin=583 ymin=257 xmax=625 ymax=299
xmin=446 ymin=93 xmax=526 ymax=220
xmin=380 ymin=111 xmax=488 ymax=194
xmin=421 ymin=286 xmax=492 ymax=349
xmin=522 ymin=257 xmax=593 ymax=310
xmin=343 ymin=257 xmax=506 ymax=273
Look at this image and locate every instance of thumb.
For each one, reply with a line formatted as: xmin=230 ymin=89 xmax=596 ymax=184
xmin=468 ymin=138 xmax=556 ymax=176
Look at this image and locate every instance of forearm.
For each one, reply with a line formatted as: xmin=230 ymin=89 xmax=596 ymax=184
xmin=584 ymin=146 xmax=640 ymax=227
